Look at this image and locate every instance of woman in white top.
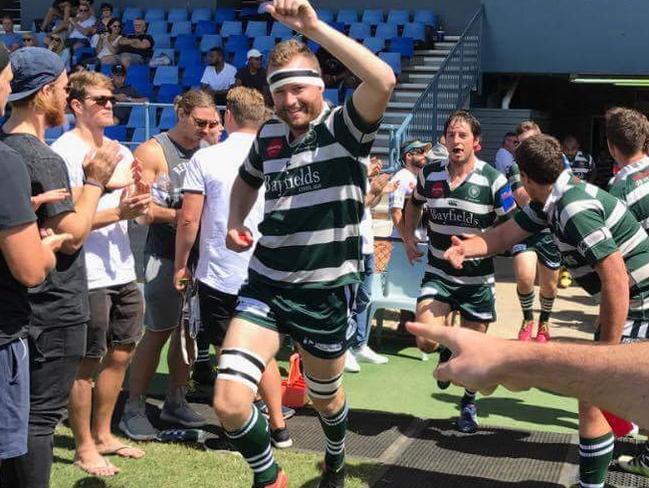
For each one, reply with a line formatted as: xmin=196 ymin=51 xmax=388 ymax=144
xmin=94 ymin=17 xmax=122 ymax=65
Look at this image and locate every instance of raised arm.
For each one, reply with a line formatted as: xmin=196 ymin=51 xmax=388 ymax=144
xmin=266 ymin=0 xmax=396 ymax=124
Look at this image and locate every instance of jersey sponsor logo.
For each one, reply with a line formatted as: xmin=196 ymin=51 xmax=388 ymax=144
xmin=266 ymin=138 xmax=284 ymax=158
xmin=498 ymin=184 xmax=515 ymax=212
xmin=429 ymin=208 xmax=480 ymax=226
xmin=265 ymin=167 xmax=322 ymax=195
xmin=430 ymin=181 xmax=444 ymax=198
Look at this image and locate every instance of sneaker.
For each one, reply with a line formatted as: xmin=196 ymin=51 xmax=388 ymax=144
xmin=254 ymin=399 xmax=296 ymax=421
xmin=319 ymin=467 xmax=345 ymax=488
xmin=160 ymin=398 xmax=207 ymax=428
xmin=618 ymin=455 xmax=649 ymax=477
xmin=354 ymin=345 xmax=388 ymax=364
xmin=457 ymin=403 xmax=478 ymax=433
xmin=253 ymin=469 xmax=288 ymax=488
xmin=518 ymin=320 xmax=535 ymax=341
xmin=119 ymin=398 xmax=159 ymax=441
xmin=344 ymin=350 xmax=360 ymax=373
xmin=436 ymin=347 xmax=453 ymax=390
xmin=270 ymin=428 xmax=293 ymax=449
xmin=191 ymin=361 xmax=215 ymax=387
xmin=559 ymin=270 xmax=572 ymax=288
xmin=535 ymin=322 xmax=551 ymax=343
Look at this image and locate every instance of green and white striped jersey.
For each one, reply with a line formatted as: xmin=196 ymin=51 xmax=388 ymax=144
xmin=515 ymin=169 xmax=649 ymax=319
xmin=412 ymin=158 xmax=515 ymax=286
xmin=608 ymin=156 xmax=649 ymax=231
xmin=238 ymin=98 xmax=380 ymax=289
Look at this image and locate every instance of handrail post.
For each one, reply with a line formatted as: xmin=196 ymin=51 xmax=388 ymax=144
xmin=144 ymin=100 xmax=150 ymax=142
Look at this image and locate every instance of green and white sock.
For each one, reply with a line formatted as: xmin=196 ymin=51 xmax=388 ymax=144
xmin=318 ymin=402 xmax=348 ymax=472
xmin=579 ymin=432 xmax=614 ymax=488
xmin=224 ymin=406 xmax=278 ymax=486
xmin=517 ymin=289 xmax=535 ymax=321
xmin=539 ymin=294 xmax=556 ymax=323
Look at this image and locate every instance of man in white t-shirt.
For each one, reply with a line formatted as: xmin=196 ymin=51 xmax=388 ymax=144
xmin=66 ymin=2 xmax=96 ymax=49
xmin=52 ymin=71 xmax=151 ymax=476
xmin=200 ymin=47 xmax=237 ymax=106
xmin=494 ymin=131 xmax=517 ymax=175
xmin=173 ymin=87 xmax=293 ymax=449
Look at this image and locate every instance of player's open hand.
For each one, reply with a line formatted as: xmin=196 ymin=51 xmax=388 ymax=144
xmin=31 ymin=188 xmax=70 ymax=211
xmin=226 ymin=226 xmax=254 ymax=253
xmin=265 ymin=0 xmax=319 ymax=35
xmin=444 ymin=235 xmax=466 ymax=269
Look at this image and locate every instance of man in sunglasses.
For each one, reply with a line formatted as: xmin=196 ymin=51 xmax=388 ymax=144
xmin=51 ymin=70 xmax=150 ymax=477
xmin=0 ymin=47 xmax=121 ymax=487
xmin=120 ymin=89 xmax=222 ymax=442
xmin=66 ymin=1 xmax=96 ymax=49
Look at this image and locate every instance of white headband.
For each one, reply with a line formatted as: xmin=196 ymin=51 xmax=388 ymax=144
xmin=267 ymin=68 xmax=324 ymax=92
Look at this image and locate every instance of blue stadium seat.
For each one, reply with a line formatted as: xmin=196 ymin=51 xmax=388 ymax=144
xmin=252 ymin=35 xmax=275 ymax=52
xmin=375 ymin=23 xmax=398 ymax=40
xmin=413 ymin=9 xmax=437 ymax=26
xmin=230 ymin=50 xmax=247 ymax=69
xmin=73 ymin=47 xmax=96 ymax=64
xmin=173 ymin=34 xmax=196 ymax=49
xmin=316 ymin=9 xmax=334 ymax=23
xmin=245 ymin=21 xmax=267 ymax=37
xmin=307 ymin=39 xmax=320 ymax=53
xmin=100 ymin=64 xmax=112 ymax=76
xmin=122 ymin=7 xmax=143 ymax=21
xmin=387 ymin=9 xmax=410 ymax=25
xmin=336 ymin=9 xmax=357 ymax=25
xmin=327 ymin=21 xmax=346 ymax=33
xmin=122 ymin=20 xmax=134 ymax=34
xmin=158 ymin=106 xmax=176 ymax=130
xmin=167 ymin=8 xmax=188 ymax=22
xmin=270 ymin=22 xmax=292 ymax=39
xmin=147 ymin=20 xmax=167 ymax=35
xmin=348 ymin=23 xmax=371 ymax=40
xmin=144 ymin=8 xmax=165 ymax=21
xmin=126 ymin=65 xmax=150 ymax=85
xmin=324 ymin=88 xmax=339 ymax=105
xmin=219 ymin=20 xmax=242 ymax=37
xmin=239 ymin=7 xmax=258 ymax=19
xmin=152 ymin=48 xmax=175 ymax=63
xmin=389 ymin=37 xmax=414 ymax=58
xmin=225 ymin=34 xmax=249 ymax=54
xmin=402 ymin=22 xmax=426 ymax=41
xmin=155 ymin=84 xmax=182 ymax=103
xmin=170 ymin=21 xmax=191 ymax=37
xmin=195 ymin=20 xmax=217 ymax=36
xmin=344 ymin=88 xmax=354 ymax=100
xmin=181 ymin=66 xmax=203 ymax=87
xmin=104 ymin=125 xmax=128 ymax=141
xmin=130 ymin=80 xmax=153 ymax=100
xmin=379 ymin=52 xmax=401 ymax=75
xmin=153 ymin=34 xmax=172 ymax=48
xmin=200 ymin=34 xmax=222 ymax=52
xmin=361 ymin=9 xmax=384 ymax=25
xmin=191 ymin=8 xmax=212 ymax=24
xmin=178 ymin=50 xmax=202 ymax=69
xmin=35 ymin=32 xmax=47 ymax=46
xmin=363 ymin=37 xmax=384 ymax=53
xmin=214 ymin=8 xmax=236 ymax=23
xmin=132 ymin=127 xmax=161 ymax=143
xmin=153 ymin=66 xmax=178 ymax=86
xmin=44 ymin=127 xmax=63 ymax=140
xmin=127 ymin=106 xmax=152 ymax=128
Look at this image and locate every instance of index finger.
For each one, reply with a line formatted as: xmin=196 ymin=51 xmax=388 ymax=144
xmin=406 ymin=322 xmax=460 ymax=354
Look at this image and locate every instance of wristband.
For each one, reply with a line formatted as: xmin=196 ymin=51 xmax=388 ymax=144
xmin=84 ymin=178 xmax=105 ymax=192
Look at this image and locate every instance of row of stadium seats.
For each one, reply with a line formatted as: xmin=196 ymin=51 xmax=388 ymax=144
xmin=119 ymin=7 xmax=437 ymax=27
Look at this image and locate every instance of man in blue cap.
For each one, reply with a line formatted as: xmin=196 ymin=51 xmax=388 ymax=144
xmin=0 ymin=47 xmax=121 ymax=487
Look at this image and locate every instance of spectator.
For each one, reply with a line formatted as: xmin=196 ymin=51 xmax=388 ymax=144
xmin=200 ymin=47 xmax=236 ymax=106
xmin=40 ymin=0 xmax=73 ymax=34
xmin=52 ymin=70 xmax=150 ymax=477
xmin=1 ymin=16 xmax=22 ymax=51
xmin=94 ymin=17 xmax=122 ymax=65
xmin=0 ymin=42 xmax=68 ymax=473
xmin=48 ymin=34 xmax=72 ymax=71
xmin=0 ymin=47 xmax=120 ymax=488
xmin=317 ymin=46 xmax=359 ymax=90
xmin=562 ymin=135 xmax=597 ymax=183
xmin=110 ymin=63 xmax=147 ymax=125
xmin=66 ymin=1 xmax=96 ymax=49
xmin=116 ymin=18 xmax=154 ymax=67
xmin=494 ymin=131 xmax=517 ymax=174
xmin=235 ymin=49 xmax=269 ymax=97
xmin=21 ymin=33 xmax=39 ymax=49
xmin=93 ymin=2 xmax=113 ymax=35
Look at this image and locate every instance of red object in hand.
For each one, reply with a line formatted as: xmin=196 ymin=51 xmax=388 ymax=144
xmin=602 ymin=410 xmax=635 ymax=438
xmin=238 ymin=231 xmax=253 ymax=246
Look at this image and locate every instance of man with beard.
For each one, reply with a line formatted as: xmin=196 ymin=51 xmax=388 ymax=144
xmin=0 ymin=47 xmax=121 ymax=487
xmin=119 ymin=89 xmax=222 ymax=441
xmin=52 ymin=71 xmax=151 ymax=477
xmin=403 ymin=110 xmax=516 ymax=434
xmin=212 ymin=1 xmax=396 ymax=487
xmin=200 ymin=47 xmax=236 ymax=106
xmin=442 ymin=134 xmax=649 ymax=488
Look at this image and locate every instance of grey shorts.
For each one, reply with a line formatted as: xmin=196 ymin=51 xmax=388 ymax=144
xmin=0 ymin=338 xmax=29 ymax=460
xmin=144 ymin=255 xmax=182 ymax=332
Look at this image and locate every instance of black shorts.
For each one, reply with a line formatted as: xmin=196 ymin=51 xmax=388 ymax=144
xmin=86 ymin=281 xmax=144 ymax=359
xmin=198 ymin=281 xmax=238 ymax=347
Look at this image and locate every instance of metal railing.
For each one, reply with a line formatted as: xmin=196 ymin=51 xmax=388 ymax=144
xmin=388 ymin=6 xmax=485 ymax=168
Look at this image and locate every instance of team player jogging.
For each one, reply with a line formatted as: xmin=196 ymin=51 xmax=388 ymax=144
xmin=211 ymin=1 xmax=396 ymax=487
